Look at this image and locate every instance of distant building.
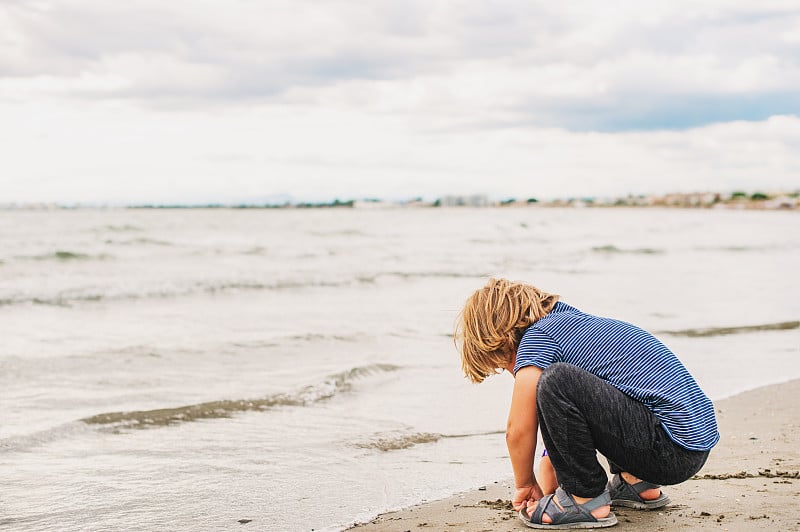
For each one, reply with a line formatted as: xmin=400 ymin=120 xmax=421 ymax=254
xmin=352 ymin=199 xmax=393 ymax=209
xmin=439 ymin=194 xmax=490 ymax=207
xmin=763 ymin=195 xmax=798 ymax=209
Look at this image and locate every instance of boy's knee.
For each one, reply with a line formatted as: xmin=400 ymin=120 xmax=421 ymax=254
xmin=539 ymin=362 xmax=574 ymax=389
xmin=537 ymin=362 xmax=575 ymax=401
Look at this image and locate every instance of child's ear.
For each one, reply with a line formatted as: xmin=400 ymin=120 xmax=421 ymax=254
xmin=505 ymin=331 xmax=522 ymax=359
xmin=504 ymin=332 xmax=517 ymax=353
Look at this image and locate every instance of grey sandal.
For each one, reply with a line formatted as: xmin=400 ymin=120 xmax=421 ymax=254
xmin=519 ymin=487 xmax=618 ymax=529
xmin=607 ymin=473 xmax=671 ymax=510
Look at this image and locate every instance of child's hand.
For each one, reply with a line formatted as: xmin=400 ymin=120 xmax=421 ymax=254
xmin=512 ymin=484 xmax=544 ymax=511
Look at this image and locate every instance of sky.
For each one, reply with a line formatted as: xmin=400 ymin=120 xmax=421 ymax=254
xmin=1 ymin=0 xmax=799 ymax=204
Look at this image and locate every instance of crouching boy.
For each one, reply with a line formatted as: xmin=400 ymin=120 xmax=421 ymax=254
xmin=455 ymin=279 xmax=718 ymax=529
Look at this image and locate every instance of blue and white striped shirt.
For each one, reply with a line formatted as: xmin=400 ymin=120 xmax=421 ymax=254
xmin=514 ymin=302 xmax=719 ymax=451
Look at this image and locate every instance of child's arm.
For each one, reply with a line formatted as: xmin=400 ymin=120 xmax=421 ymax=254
xmin=506 ymin=365 xmax=544 ymax=511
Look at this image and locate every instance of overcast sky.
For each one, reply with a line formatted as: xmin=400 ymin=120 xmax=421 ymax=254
xmin=2 ymin=1 xmax=799 ymax=204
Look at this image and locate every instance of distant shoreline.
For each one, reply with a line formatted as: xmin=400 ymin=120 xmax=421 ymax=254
xmin=2 ymin=190 xmax=799 ymax=211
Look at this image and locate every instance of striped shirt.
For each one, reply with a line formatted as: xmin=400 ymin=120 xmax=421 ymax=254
xmin=514 ymin=302 xmax=719 ymax=451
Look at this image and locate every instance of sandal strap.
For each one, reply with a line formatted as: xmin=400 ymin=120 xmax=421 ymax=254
xmin=631 ymin=479 xmax=661 ymax=494
xmin=531 ymin=493 xmax=557 ymax=524
xmin=611 ymin=473 xmax=661 ymax=495
xmin=556 ymin=487 xmax=611 ymax=512
xmin=574 ymin=489 xmax=612 ymax=512
xmin=609 ymin=473 xmax=663 ymax=504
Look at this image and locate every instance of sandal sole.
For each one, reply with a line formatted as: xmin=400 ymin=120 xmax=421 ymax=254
xmin=611 ymin=494 xmax=671 ymax=510
xmin=519 ymin=509 xmax=618 ymax=529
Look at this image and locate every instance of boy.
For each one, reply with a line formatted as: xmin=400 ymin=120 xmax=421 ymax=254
xmin=455 ymin=279 xmax=718 ymax=529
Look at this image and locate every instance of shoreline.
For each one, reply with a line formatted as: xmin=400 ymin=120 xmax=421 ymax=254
xmin=348 ymin=378 xmax=800 ymax=531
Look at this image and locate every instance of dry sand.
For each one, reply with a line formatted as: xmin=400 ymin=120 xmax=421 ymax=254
xmin=349 ymin=379 xmax=800 ymax=531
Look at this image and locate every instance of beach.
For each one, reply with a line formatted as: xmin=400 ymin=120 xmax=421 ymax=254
xmin=351 ymin=378 xmax=800 ymax=531
xmin=4 ymin=2 xmax=800 ymax=530
xmin=1 ymin=207 xmax=797 ymax=531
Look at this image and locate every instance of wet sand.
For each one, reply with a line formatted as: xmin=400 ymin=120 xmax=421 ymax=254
xmin=349 ymin=379 xmax=800 ymax=531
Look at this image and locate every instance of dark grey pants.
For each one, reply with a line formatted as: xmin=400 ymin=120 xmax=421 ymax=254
xmin=536 ymin=363 xmax=710 ymax=498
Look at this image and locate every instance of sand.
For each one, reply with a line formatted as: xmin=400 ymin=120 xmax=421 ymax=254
xmin=349 ymin=379 xmax=800 ymax=531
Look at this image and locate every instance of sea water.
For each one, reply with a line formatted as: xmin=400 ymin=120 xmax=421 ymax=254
xmin=0 ymin=207 xmax=798 ymax=531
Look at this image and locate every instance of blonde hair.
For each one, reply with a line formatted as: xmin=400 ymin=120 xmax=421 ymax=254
xmin=455 ymin=278 xmax=559 ymax=383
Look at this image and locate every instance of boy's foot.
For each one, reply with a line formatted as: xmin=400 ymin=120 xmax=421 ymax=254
xmin=608 ymin=473 xmax=671 ymax=510
xmin=521 ymin=487 xmax=616 ymax=528
xmin=620 ymin=472 xmax=661 ymax=500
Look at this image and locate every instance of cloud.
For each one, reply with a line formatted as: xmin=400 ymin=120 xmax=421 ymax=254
xmin=2 ymin=1 xmax=799 ymax=131
xmin=0 ymin=1 xmax=444 ymax=97
xmin=1 ymin=88 xmax=797 ymax=204
xmin=1 ymin=1 xmax=799 ymax=203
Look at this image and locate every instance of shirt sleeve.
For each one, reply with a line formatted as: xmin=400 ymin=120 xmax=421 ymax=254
xmin=513 ymin=326 xmax=560 ymax=374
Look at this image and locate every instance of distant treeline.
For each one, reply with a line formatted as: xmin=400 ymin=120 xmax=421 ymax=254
xmin=128 ymin=200 xmax=355 ymax=209
xmin=6 ymin=190 xmax=798 ymax=211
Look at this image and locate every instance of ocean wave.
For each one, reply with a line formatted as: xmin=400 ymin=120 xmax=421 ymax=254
xmin=660 ymin=320 xmax=799 ymax=338
xmin=0 ymin=278 xmax=359 ymax=307
xmin=102 ymin=224 xmax=144 ymax=232
xmin=354 ymin=429 xmax=505 ymax=452
xmin=0 ymin=292 xmax=106 ymax=307
xmin=81 ymin=363 xmax=400 ymax=430
xmin=25 ymin=250 xmax=112 ymax=261
xmin=0 ymin=422 xmax=94 ymax=454
xmin=692 ymin=243 xmax=795 ymax=253
xmin=242 ymin=246 xmax=268 ymax=255
xmin=288 ymin=333 xmax=364 ymax=343
xmin=309 ymin=229 xmax=368 ymax=237
xmin=0 ymin=268 xmax=482 ymax=307
xmin=356 ymin=432 xmax=443 ymax=451
xmin=381 ymin=271 xmax=488 ymax=280
xmin=106 ymin=237 xmax=173 ymax=246
xmin=592 ymin=245 xmax=663 ymax=255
